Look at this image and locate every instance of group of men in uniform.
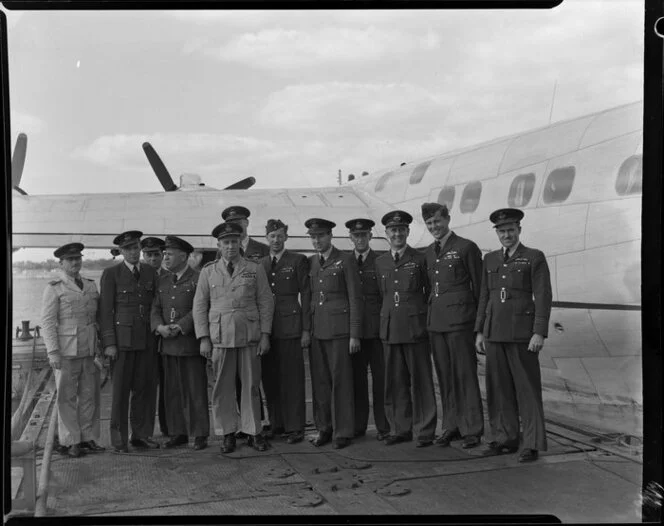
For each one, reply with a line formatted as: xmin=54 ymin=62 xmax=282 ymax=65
xmin=41 ymin=202 xmax=551 ymax=463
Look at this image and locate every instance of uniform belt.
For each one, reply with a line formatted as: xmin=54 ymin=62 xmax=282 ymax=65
xmin=315 ymin=291 xmax=347 ymax=304
xmin=490 ymin=288 xmax=533 ymax=303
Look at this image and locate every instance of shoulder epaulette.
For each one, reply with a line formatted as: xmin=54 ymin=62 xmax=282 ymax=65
xmin=49 ymin=279 xmax=62 ymax=286
xmin=83 ymin=276 xmax=95 ymax=281
xmin=203 ymin=260 xmax=216 ymax=268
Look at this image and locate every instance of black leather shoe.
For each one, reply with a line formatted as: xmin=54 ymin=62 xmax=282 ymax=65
xmin=131 ymin=438 xmax=161 ymax=449
xmin=249 ymin=434 xmax=268 ymax=452
xmin=221 ymin=434 xmax=236 ymax=454
xmin=461 ymin=436 xmax=481 ymax=449
xmin=334 ymin=437 xmax=351 ymax=449
xmin=287 ymin=431 xmax=304 ymax=444
xmin=112 ymin=444 xmax=129 ymax=453
xmin=481 ymin=441 xmax=519 ymax=456
xmin=435 ymin=429 xmax=462 ymax=447
xmin=385 ymin=433 xmax=412 ymax=446
xmin=56 ymin=445 xmax=70 ymax=456
xmin=79 ymin=440 xmax=106 ymax=452
xmin=518 ymin=448 xmax=539 ymax=462
xmin=164 ymin=435 xmax=189 ymax=448
xmin=416 ymin=439 xmax=433 ymax=448
xmin=68 ymin=444 xmax=84 ymax=458
xmin=376 ymin=431 xmax=390 ymax=441
xmin=193 ymin=437 xmax=208 ymax=451
xmin=311 ymin=432 xmax=332 ymax=447
xmin=235 ymin=431 xmax=249 ymax=440
xmin=354 ymin=430 xmax=366 ymax=438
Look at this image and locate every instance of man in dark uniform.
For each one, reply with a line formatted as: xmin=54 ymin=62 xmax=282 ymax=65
xmin=141 ymin=236 xmax=169 ymax=438
xmin=306 ymin=218 xmax=361 ymax=450
xmin=151 ymin=236 xmax=210 ymax=451
xmin=220 ymin=205 xmax=269 ymax=436
xmin=260 ymin=219 xmax=311 ymax=444
xmin=475 ymin=208 xmax=552 ymax=463
xmin=345 ymin=218 xmax=389 ymax=441
xmin=100 ymin=230 xmax=160 ymax=452
xmin=421 ymin=202 xmax=484 ymax=449
xmin=375 ymin=211 xmax=437 ymax=448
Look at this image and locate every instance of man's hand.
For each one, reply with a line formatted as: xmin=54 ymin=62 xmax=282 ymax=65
xmin=300 ymin=330 xmax=311 ymax=349
xmin=157 ymin=325 xmax=173 ymax=338
xmin=104 ymin=345 xmax=118 ymax=360
xmin=257 ymin=333 xmax=271 ymax=356
xmin=349 ymin=337 xmax=361 ymax=355
xmin=475 ymin=333 xmax=486 ymax=355
xmin=49 ymin=352 xmax=62 ymax=370
xmin=200 ymin=337 xmax=212 ymax=360
xmin=168 ymin=324 xmax=183 ymax=336
xmin=528 ymin=334 xmax=544 ymax=353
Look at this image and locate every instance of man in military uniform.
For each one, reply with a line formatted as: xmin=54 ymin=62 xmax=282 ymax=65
xmin=41 ymin=243 xmax=105 ymax=458
xmin=475 ymin=208 xmax=552 ymax=463
xmin=100 ymin=230 xmax=160 ymax=452
xmin=220 ymin=205 xmax=269 ymax=434
xmin=375 ymin=211 xmax=437 ymax=448
xmin=193 ymin=222 xmax=274 ymax=454
xmin=141 ymin=236 xmax=169 ymax=437
xmin=151 ymin=236 xmax=210 ymax=450
xmin=260 ymin=219 xmax=311 ymax=444
xmin=422 ymin=203 xmax=484 ymax=449
xmin=306 ymin=218 xmax=361 ymax=450
xmin=345 ymin=218 xmax=389 ymax=441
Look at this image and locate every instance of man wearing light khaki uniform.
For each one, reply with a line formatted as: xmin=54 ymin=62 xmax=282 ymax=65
xmin=193 ymin=222 xmax=274 ymax=454
xmin=41 ymin=243 xmax=104 ymax=458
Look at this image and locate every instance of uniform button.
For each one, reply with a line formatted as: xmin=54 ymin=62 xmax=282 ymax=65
xmin=502 ymin=275 xmax=506 ymax=279
xmin=435 ymin=270 xmax=439 ymax=274
xmin=319 ymin=280 xmax=323 ymax=283
xmin=394 ymin=280 xmax=399 ymax=283
xmin=503 ymin=264 xmax=507 ymax=267
xmin=172 ymin=296 xmax=175 ymax=299
xmin=271 ymin=283 xmax=275 ymax=287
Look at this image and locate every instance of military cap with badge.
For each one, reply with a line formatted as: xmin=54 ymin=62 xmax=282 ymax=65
xmin=305 ymin=218 xmax=336 ymax=234
xmin=164 ymin=235 xmax=194 ymax=254
xmin=221 ymin=206 xmax=251 ymax=222
xmin=265 ymin=218 xmax=288 ymax=234
xmin=345 ymin=218 xmax=375 ymax=233
xmin=421 ymin=202 xmax=449 ymax=221
xmin=212 ymin=222 xmax=243 ymax=239
xmin=489 ymin=208 xmax=524 ymax=227
xmin=381 ymin=210 xmax=413 ymax=227
xmin=140 ymin=237 xmax=165 ymax=253
xmin=54 ymin=242 xmax=84 ymax=260
xmin=113 ymin=230 xmax=143 ymax=248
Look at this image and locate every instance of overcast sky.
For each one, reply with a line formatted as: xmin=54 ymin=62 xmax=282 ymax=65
xmin=6 ymin=1 xmax=644 ymax=261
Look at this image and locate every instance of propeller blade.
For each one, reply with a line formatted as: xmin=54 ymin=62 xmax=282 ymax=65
xmin=224 ymin=176 xmax=256 ymax=190
xmin=12 ymin=133 xmax=27 ymax=189
xmin=142 ymin=142 xmax=178 ymax=192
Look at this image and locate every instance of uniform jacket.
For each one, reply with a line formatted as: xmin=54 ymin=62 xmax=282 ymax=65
xmin=41 ymin=273 xmax=99 ymax=358
xmin=308 ymin=246 xmax=362 ymax=340
xmin=260 ymin=250 xmax=311 ymax=339
xmin=99 ymin=262 xmax=157 ymax=351
xmin=474 ymin=243 xmax=553 ymax=342
xmin=351 ymin=249 xmax=381 ymax=339
xmin=242 ymin=237 xmax=270 ymax=262
xmin=193 ymin=257 xmax=274 ymax=347
xmin=151 ymin=266 xmax=200 ymax=356
xmin=375 ymin=246 xmax=430 ymax=344
xmin=425 ymin=232 xmax=483 ymax=332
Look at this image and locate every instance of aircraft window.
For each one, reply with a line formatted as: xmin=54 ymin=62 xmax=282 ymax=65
xmin=409 ymin=161 xmax=432 ymax=185
xmin=543 ymin=167 xmax=575 ymax=204
xmin=615 ymin=155 xmax=642 ymax=195
xmin=375 ymin=171 xmax=395 ymax=192
xmin=437 ymin=186 xmax=455 ymax=209
xmin=508 ymin=173 xmax=536 ymax=207
xmin=460 ymin=181 xmax=482 ymax=214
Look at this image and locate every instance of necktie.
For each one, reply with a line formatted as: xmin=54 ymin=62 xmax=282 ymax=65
xmin=239 ymin=247 xmax=245 ymax=257
xmin=227 ymin=261 xmax=234 ymax=276
xmin=434 ymin=241 xmax=441 ymax=257
xmin=394 ymin=252 xmax=400 ymax=263
xmin=504 ymin=249 xmax=510 ymax=263
xmin=271 ymin=256 xmax=278 ymax=270
xmin=319 ymin=255 xmax=325 ymax=266
xmin=132 ymin=266 xmax=140 ymax=281
xmin=172 ymin=273 xmax=178 ymax=285
xmin=357 ymin=254 xmax=363 ymax=267
xmin=75 ymin=277 xmax=83 ymax=290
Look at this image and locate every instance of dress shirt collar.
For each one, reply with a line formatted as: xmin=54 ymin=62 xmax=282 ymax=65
xmin=124 ymin=260 xmax=140 ymax=273
xmin=437 ymin=230 xmax=453 ymax=250
xmin=270 ymin=248 xmax=286 ymax=262
xmin=354 ymin=248 xmax=371 ymax=261
xmin=504 ymin=241 xmax=521 ymax=259
xmin=390 ymin=246 xmax=408 ymax=259
xmin=318 ymin=246 xmax=334 ymax=261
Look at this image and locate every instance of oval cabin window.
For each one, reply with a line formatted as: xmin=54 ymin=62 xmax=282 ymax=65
xmin=460 ymin=181 xmax=482 ymax=213
xmin=375 ymin=171 xmax=395 ymax=192
xmin=508 ymin=173 xmax=536 ymax=207
xmin=615 ymin=155 xmax=642 ymax=195
xmin=409 ymin=161 xmax=432 ymax=185
xmin=437 ymin=186 xmax=455 ymax=209
xmin=542 ymin=166 xmax=575 ymax=204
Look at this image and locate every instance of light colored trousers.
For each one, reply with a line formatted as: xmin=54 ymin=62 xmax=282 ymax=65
xmin=54 ymin=356 xmax=100 ymax=446
xmin=211 ymin=346 xmax=262 ymax=436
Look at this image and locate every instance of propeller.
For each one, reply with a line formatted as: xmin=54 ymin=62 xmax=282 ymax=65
xmin=12 ymin=133 xmax=28 ymax=194
xmin=224 ymin=176 xmax=256 ymax=190
xmin=142 ymin=142 xmax=178 ymax=192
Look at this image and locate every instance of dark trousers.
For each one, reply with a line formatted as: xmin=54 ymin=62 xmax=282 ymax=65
xmin=430 ymin=330 xmax=484 ymax=438
xmin=485 ymin=341 xmax=547 ymax=451
xmin=383 ymin=341 xmax=437 ymax=441
xmin=353 ymin=337 xmax=389 ymax=435
xmin=110 ymin=348 xmax=158 ymax=448
xmin=262 ymin=337 xmax=306 ymax=433
xmin=309 ymin=337 xmax=355 ymax=439
xmin=163 ymin=354 xmax=210 ymax=438
xmin=157 ymin=352 xmax=169 ymax=436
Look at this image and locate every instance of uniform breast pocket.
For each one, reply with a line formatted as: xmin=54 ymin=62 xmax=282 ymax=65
xmin=443 ymin=259 xmax=463 ymax=280
xmin=509 ymin=267 xmax=531 ymax=290
xmin=487 ymin=267 xmax=501 ymax=289
xmin=210 ymin=283 xmax=223 ymax=299
xmin=405 ymin=269 xmax=421 ymax=290
xmin=117 ymin=289 xmax=132 ymax=303
xmin=323 ymin=270 xmax=343 ymax=291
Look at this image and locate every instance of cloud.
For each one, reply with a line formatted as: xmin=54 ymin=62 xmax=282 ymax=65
xmin=189 ymin=26 xmax=440 ymax=70
xmin=11 ymin=111 xmax=46 ymax=135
